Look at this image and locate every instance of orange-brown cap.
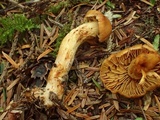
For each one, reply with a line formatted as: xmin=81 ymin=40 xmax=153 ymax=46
xmin=85 ymin=10 xmax=112 ymax=42
xmin=100 ymin=44 xmax=160 ymax=98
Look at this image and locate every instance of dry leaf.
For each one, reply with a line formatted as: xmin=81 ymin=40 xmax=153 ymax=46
xmin=86 ymin=115 xmax=100 ymax=120
xmin=154 ymin=95 xmax=160 ymax=113
xmin=7 ymin=89 xmax=13 ymax=105
xmin=43 ymin=24 xmax=50 ymax=37
xmin=68 ymin=90 xmax=79 ymax=106
xmin=7 ymin=78 xmax=20 ymax=91
xmin=81 ymin=89 xmax=88 ymax=108
xmin=21 ymin=44 xmax=31 ymax=49
xmin=140 ymin=0 xmax=154 ymax=6
xmin=67 ymin=103 xmax=81 ymax=113
xmin=0 ymin=101 xmax=13 ymax=120
xmin=2 ymin=51 xmax=19 ymax=68
xmin=112 ymin=93 xmax=119 ymax=111
xmin=64 ymin=88 xmax=76 ymax=105
xmin=106 ymin=105 xmax=115 ymax=115
xmin=100 ymin=108 xmax=108 ymax=120
xmin=99 ymin=103 xmax=111 ymax=109
xmin=71 ymin=112 xmax=90 ymax=119
xmin=143 ymin=93 xmax=152 ymax=111
xmin=37 ymin=49 xmax=52 ymax=61
xmin=135 ymin=35 xmax=154 ymax=48
xmin=123 ymin=11 xmax=137 ymax=25
xmin=48 ymin=27 xmax=59 ymax=46
xmin=40 ymin=24 xmax=44 ymax=48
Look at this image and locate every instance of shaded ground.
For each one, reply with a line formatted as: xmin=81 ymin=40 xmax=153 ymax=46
xmin=0 ymin=0 xmax=160 ymax=120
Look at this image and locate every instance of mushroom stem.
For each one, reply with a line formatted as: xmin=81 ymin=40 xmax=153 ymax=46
xmin=139 ymin=69 xmax=146 ymax=84
xmin=31 ymin=10 xmax=112 ymax=108
xmin=33 ymin=22 xmax=99 ymax=107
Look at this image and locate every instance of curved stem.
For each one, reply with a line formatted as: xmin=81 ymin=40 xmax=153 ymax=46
xmin=33 ymin=22 xmax=99 ymax=107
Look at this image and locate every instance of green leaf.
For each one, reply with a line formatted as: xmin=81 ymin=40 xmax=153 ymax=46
xmin=92 ymin=78 xmax=102 ymax=90
xmin=150 ymin=0 xmax=156 ymax=6
xmin=135 ymin=117 xmax=143 ymax=120
xmin=152 ymin=34 xmax=160 ymax=51
xmin=106 ymin=0 xmax=115 ymax=9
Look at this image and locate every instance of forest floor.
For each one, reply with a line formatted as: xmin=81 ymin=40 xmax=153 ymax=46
xmin=0 ymin=0 xmax=160 ymax=120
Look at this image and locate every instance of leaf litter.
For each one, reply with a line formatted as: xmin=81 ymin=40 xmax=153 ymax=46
xmin=0 ymin=0 xmax=160 ymax=119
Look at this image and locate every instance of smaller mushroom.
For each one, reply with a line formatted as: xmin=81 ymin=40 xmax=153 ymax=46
xmin=100 ymin=44 xmax=160 ymax=98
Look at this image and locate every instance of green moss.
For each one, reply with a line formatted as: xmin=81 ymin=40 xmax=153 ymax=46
xmin=51 ymin=23 xmax=71 ymax=58
xmin=0 ymin=14 xmax=39 ymax=45
xmin=48 ymin=1 xmax=70 ymax=15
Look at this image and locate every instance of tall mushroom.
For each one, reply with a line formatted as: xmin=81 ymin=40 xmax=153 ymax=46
xmin=30 ymin=10 xmax=112 ymax=108
xmin=100 ymin=44 xmax=160 ymax=98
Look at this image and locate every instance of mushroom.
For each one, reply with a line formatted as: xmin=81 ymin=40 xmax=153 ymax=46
xmin=100 ymin=44 xmax=160 ymax=98
xmin=30 ymin=10 xmax=112 ymax=107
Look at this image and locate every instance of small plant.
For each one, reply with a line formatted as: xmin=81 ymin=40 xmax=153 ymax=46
xmin=153 ymin=34 xmax=160 ymax=51
xmin=0 ymin=14 xmax=38 ymax=45
xmin=150 ymin=0 xmax=156 ymax=6
xmin=106 ymin=0 xmax=115 ymax=9
xmin=135 ymin=117 xmax=143 ymax=120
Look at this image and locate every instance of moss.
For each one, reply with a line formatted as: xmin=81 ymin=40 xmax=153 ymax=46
xmin=0 ymin=14 xmax=39 ymax=45
xmin=48 ymin=1 xmax=70 ymax=15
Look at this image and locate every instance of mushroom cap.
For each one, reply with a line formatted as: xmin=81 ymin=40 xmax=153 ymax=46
xmin=100 ymin=44 xmax=160 ymax=98
xmin=85 ymin=10 xmax=112 ymax=42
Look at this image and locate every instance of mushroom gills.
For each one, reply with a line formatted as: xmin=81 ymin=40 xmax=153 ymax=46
xmin=100 ymin=44 xmax=160 ymax=98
